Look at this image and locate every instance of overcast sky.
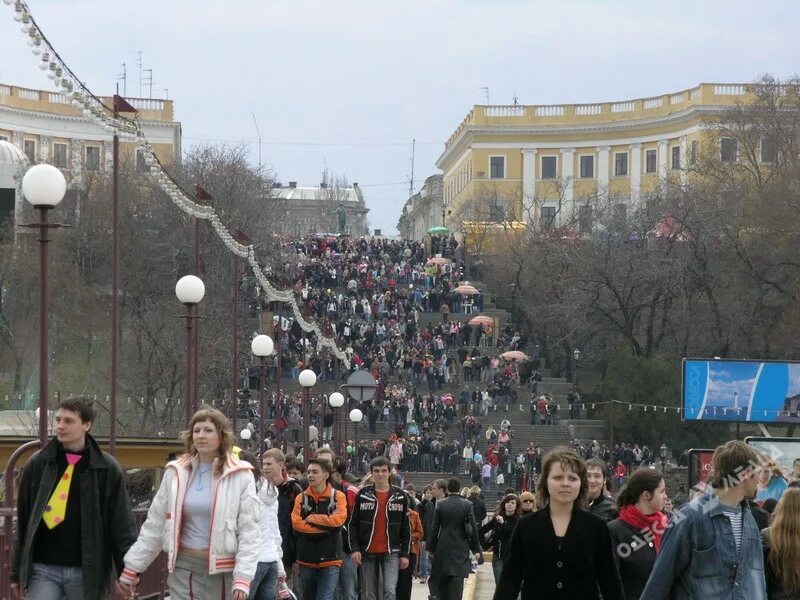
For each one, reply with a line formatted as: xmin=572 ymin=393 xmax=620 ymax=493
xmin=2 ymin=1 xmax=799 ymax=234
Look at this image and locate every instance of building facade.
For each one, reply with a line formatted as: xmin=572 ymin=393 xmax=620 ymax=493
xmin=0 ymin=82 xmax=181 ymax=225
xmin=266 ymin=181 xmax=370 ymax=236
xmin=397 ymin=174 xmax=443 ymax=240
xmin=436 ymin=83 xmax=766 ymax=230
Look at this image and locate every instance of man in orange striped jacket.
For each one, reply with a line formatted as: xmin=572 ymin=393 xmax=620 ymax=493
xmin=291 ymin=458 xmax=348 ymax=600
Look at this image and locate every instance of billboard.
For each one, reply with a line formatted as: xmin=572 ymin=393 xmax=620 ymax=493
xmin=682 ymin=358 xmax=800 ymax=423
xmin=745 ymin=437 xmax=800 ymax=477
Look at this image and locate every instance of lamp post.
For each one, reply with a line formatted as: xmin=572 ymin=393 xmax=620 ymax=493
xmin=175 ymin=275 xmax=205 ymax=426
xmin=328 ymin=391 xmax=345 ymax=455
xmin=299 ymin=369 xmax=317 ymax=463
xmin=251 ymin=334 xmax=274 ymax=457
xmin=350 ymin=408 xmax=363 ymax=473
xmin=573 ymin=348 xmax=581 ymax=393
xmin=22 ymin=164 xmax=66 ymax=447
xmin=660 ymin=443 xmax=668 ymax=472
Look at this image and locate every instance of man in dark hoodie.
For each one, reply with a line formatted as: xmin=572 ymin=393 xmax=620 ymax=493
xmin=586 ymin=458 xmax=617 ymax=522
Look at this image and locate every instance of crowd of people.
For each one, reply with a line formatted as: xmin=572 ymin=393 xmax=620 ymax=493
xmin=12 ymin=395 xmax=800 ymax=600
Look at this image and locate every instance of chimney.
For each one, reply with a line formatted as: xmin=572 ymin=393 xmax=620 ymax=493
xmin=320 ymin=182 xmax=328 ymax=189
xmin=374 ymin=229 xmax=382 ymax=236
xmin=288 ymin=181 xmax=297 ymax=189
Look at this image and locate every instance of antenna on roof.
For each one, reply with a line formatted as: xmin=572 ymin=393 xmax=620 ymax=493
xmin=118 ymin=62 xmax=127 ymax=97
xmin=409 ymin=138 xmax=416 ymax=197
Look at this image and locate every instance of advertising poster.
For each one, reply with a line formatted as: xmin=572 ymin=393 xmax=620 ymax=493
xmin=688 ymin=449 xmax=714 ymax=489
xmin=682 ymin=358 xmax=800 ymax=423
xmin=745 ymin=437 xmax=800 ymax=477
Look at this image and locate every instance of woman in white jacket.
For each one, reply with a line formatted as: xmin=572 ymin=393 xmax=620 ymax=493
xmin=117 ymin=407 xmax=260 ymax=600
xmin=237 ymin=450 xmax=289 ymax=600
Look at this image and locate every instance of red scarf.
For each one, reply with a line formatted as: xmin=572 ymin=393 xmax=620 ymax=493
xmin=619 ymin=505 xmax=668 ymax=553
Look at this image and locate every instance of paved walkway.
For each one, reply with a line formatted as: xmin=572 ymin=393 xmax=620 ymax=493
xmin=410 ymin=563 xmax=495 ymax=600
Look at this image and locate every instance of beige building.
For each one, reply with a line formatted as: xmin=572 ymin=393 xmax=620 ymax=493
xmin=267 ymin=181 xmax=370 ymax=236
xmin=0 ymin=82 xmax=181 ymax=224
xmin=437 ymin=83 xmax=768 ymax=230
xmin=397 ymin=174 xmax=443 ymax=240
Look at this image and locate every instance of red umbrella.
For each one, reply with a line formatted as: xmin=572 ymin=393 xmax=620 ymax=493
xmin=501 ymin=350 xmax=529 ymax=361
xmin=469 ymin=315 xmax=494 ymax=327
xmin=455 ymin=282 xmax=479 ymax=295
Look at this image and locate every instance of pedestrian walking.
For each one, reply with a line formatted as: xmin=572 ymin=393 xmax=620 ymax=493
xmin=761 ymin=487 xmax=800 ymax=599
xmin=235 ymin=451 xmax=290 ymax=600
xmin=607 ymin=469 xmax=668 ymax=600
xmin=640 ymin=440 xmax=767 ymax=599
xmin=396 ymin=502 xmax=424 ymax=600
xmin=11 ymin=396 xmax=137 ymax=600
xmin=348 ymin=456 xmax=411 ymax=600
xmin=480 ymin=493 xmax=520 ymax=583
xmin=118 ymin=407 xmax=260 ymax=600
xmin=262 ymin=448 xmax=304 ymax=596
xmin=291 ymin=458 xmax=348 ymax=600
xmin=428 ymin=477 xmax=483 ymax=600
xmin=493 ymin=447 xmax=624 ymax=600
xmin=586 ymin=458 xmax=617 ymax=522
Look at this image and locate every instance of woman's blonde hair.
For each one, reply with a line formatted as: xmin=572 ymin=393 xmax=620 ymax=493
xmin=461 ymin=487 xmax=470 ymax=497
xmin=179 ymin=406 xmax=236 ymax=474
xmin=767 ymin=488 xmax=800 ymax=593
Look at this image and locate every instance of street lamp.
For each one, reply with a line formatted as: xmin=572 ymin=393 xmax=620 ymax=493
xmin=176 ymin=275 xmax=205 ymax=426
xmin=349 ymin=408 xmax=363 ymax=472
xmin=660 ymin=443 xmax=668 ymax=471
xmin=328 ymin=391 xmax=345 ymax=455
xmin=22 ymin=164 xmax=66 ymax=447
xmin=299 ymin=369 xmax=317 ymax=463
xmin=251 ymin=334 xmax=274 ymax=457
xmin=573 ymin=348 xmax=581 ymax=394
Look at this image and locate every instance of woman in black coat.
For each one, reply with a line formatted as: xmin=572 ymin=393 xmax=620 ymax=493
xmin=468 ymin=486 xmax=487 ymax=525
xmin=607 ymin=468 xmax=668 ymax=600
xmin=493 ymin=448 xmax=624 ymax=600
xmin=480 ymin=493 xmax=520 ymax=583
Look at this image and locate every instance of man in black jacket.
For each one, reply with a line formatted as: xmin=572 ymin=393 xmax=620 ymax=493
xmin=586 ymin=458 xmax=617 ymax=522
xmin=428 ymin=478 xmax=482 ymax=600
xmin=349 ymin=456 xmax=410 ymax=600
xmin=11 ymin=396 xmax=137 ymax=600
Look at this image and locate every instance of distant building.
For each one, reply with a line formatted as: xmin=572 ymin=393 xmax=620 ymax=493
xmin=266 ymin=181 xmax=370 ymax=236
xmin=397 ymin=174 xmax=443 ymax=241
xmin=0 ymin=81 xmax=181 ymax=225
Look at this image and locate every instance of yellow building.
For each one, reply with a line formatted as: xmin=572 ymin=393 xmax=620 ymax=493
xmin=0 ymin=82 xmax=180 ymax=223
xmin=437 ymin=83 xmax=769 ymax=230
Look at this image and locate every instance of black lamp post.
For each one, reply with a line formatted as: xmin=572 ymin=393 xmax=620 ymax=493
xmin=350 ymin=408 xmax=363 ymax=472
xmin=299 ymin=369 xmax=317 ymax=463
xmin=175 ymin=275 xmax=205 ymax=426
xmin=660 ymin=443 xmax=668 ymax=471
xmin=21 ymin=164 xmax=67 ymax=446
xmin=251 ymin=334 xmax=274 ymax=456
xmin=573 ymin=348 xmax=581 ymax=393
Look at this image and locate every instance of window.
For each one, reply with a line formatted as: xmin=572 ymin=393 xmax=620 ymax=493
xmin=0 ymin=135 xmax=8 ymax=142
xmin=541 ymin=156 xmax=557 ymax=179
xmin=136 ymin=150 xmax=149 ymax=173
xmin=23 ymin=139 xmax=36 ymax=163
xmin=671 ymin=146 xmax=681 ymax=170
xmin=645 ymin=149 xmax=657 ymax=174
xmin=761 ymin=138 xmax=777 ymax=163
xmin=540 ymin=206 xmax=556 ymax=229
xmin=489 ymin=156 xmax=505 ymax=179
xmin=614 ymin=152 xmax=628 ymax=176
xmin=85 ymin=145 xmax=101 ymax=171
xmin=720 ymin=137 xmax=737 ymax=162
xmin=579 ymin=155 xmax=594 ymax=178
xmin=52 ymin=143 xmax=67 ymax=169
xmin=690 ymin=140 xmax=699 ymax=164
xmin=578 ymin=205 xmax=592 ymax=232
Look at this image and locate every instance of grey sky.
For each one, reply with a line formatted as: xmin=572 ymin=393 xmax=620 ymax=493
xmin=2 ymin=0 xmax=799 ymax=234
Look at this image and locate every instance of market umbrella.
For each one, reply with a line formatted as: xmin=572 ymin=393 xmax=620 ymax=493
xmin=427 ymin=226 xmax=449 ymax=235
xmin=455 ymin=282 xmax=479 ymax=295
xmin=426 ymin=257 xmax=451 ymax=266
xmin=501 ymin=350 xmax=529 ymax=361
xmin=469 ymin=315 xmax=494 ymax=327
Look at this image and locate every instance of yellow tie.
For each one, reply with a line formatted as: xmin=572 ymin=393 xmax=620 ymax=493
xmin=42 ymin=453 xmax=81 ymax=529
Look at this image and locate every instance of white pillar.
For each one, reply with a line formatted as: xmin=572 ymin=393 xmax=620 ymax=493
xmin=630 ymin=143 xmax=641 ymax=202
xmin=522 ymin=148 xmax=537 ymax=206
xmin=658 ymin=139 xmax=668 ymax=182
xmin=560 ymin=148 xmax=575 ymax=219
xmin=679 ymin=136 xmax=688 ymax=185
xmin=597 ymin=145 xmax=610 ymax=192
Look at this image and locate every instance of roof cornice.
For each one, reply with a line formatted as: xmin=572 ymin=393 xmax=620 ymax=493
xmin=436 ymin=105 xmax=726 ymax=168
xmin=0 ymin=103 xmax=178 ymax=128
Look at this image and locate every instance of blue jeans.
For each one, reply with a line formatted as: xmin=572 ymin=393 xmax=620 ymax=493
xmin=418 ymin=545 xmax=430 ymax=578
xmin=27 ymin=563 xmax=83 ymax=600
xmin=249 ymin=560 xmax=280 ymax=600
xmin=361 ymin=552 xmax=400 ymax=600
xmin=299 ymin=565 xmax=339 ymax=600
xmin=335 ymin=551 xmax=358 ymax=600
xmin=492 ymin=559 xmax=504 ymax=583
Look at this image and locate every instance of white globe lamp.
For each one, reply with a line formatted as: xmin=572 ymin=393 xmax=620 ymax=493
xmin=175 ymin=275 xmax=205 ymax=304
xmin=22 ymin=164 xmax=66 ymax=208
xmin=328 ymin=392 xmax=345 ymax=408
xmin=299 ymin=369 xmax=317 ymax=388
xmin=251 ymin=334 xmax=274 ymax=357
